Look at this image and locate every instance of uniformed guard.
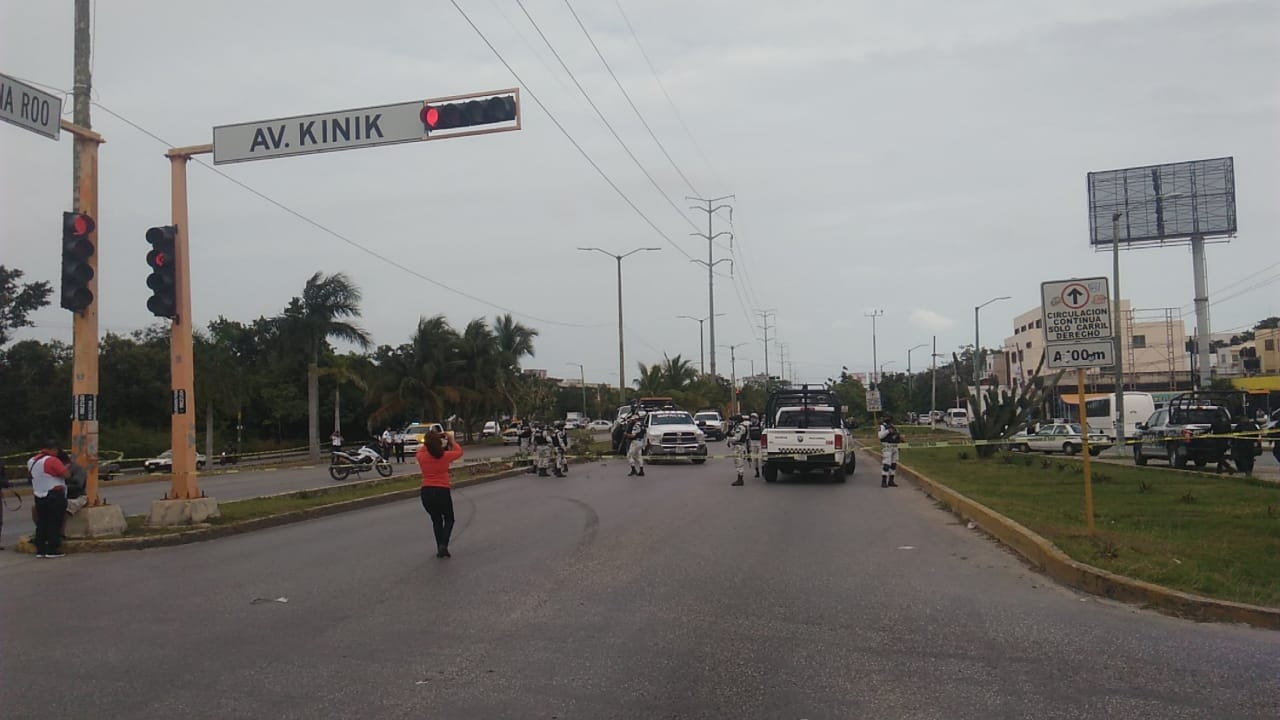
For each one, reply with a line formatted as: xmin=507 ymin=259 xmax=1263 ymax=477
xmin=518 ymin=420 xmax=536 ymax=474
xmin=728 ymin=414 xmax=749 ymax=486
xmin=878 ymin=414 xmax=902 ymax=487
xmin=552 ymin=421 xmax=569 ymax=475
xmin=533 ymin=422 xmax=552 ymax=477
xmin=747 ymin=412 xmax=762 ymax=478
xmin=625 ymin=412 xmax=646 ymax=476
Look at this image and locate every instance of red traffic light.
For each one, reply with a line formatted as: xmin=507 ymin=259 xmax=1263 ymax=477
xmin=63 ymin=211 xmax=96 ymax=238
xmin=421 ymin=106 xmax=439 ymax=128
xmin=420 ymin=95 xmax=516 ymax=133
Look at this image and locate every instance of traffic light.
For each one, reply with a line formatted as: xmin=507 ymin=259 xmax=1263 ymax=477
xmin=60 ymin=211 xmax=96 ymax=312
xmin=420 ymin=95 xmax=516 ymax=133
xmin=145 ymin=225 xmax=178 ymax=319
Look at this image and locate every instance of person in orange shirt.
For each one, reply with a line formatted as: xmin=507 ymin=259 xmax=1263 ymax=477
xmin=416 ymin=429 xmax=464 ymax=558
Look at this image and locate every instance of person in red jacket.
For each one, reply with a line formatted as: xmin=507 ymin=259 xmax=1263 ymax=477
xmin=416 ymin=429 xmax=463 ymax=558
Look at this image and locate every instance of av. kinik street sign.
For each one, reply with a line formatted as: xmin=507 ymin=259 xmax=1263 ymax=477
xmin=0 ymin=72 xmax=62 ymax=140
xmin=211 ymin=88 xmax=521 ymax=165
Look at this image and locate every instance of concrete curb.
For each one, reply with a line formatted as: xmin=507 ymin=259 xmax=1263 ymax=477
xmin=858 ymin=446 xmax=1280 ymax=631
xmin=16 ymin=462 xmax=533 ymax=554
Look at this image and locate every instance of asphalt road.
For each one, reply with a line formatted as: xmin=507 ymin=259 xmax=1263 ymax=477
xmin=0 ymin=442 xmax=521 ymax=547
xmin=2 ymin=454 xmax=1276 ymax=719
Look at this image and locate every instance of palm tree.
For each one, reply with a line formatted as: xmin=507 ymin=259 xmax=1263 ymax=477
xmin=316 ymin=352 xmax=368 ymax=438
xmin=454 ymin=318 xmax=501 ymax=437
xmin=660 ymin=353 xmax=698 ymax=391
xmin=397 ymin=315 xmax=462 ymax=424
xmin=289 ymin=272 xmax=372 ymax=461
xmin=492 ymin=313 xmax=538 ymax=418
xmin=634 ymin=362 xmax=666 ymax=395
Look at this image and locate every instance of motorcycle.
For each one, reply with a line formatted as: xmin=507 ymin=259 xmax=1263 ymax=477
xmin=329 ymin=443 xmax=393 ymax=481
xmin=219 ymin=447 xmax=240 ymax=466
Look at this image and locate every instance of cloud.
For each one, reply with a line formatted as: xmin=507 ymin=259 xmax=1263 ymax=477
xmin=911 ymin=309 xmax=957 ymax=332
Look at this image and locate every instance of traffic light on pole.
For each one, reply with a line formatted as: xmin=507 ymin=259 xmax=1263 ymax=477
xmin=420 ymin=95 xmax=516 ymax=133
xmin=60 ymin=211 xmax=96 ymax=312
xmin=145 ymin=225 xmax=178 ymax=319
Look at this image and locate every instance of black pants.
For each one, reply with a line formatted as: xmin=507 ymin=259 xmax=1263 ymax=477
xmin=395 ymin=442 xmax=405 ymax=463
xmin=419 ymin=487 xmax=455 ymax=548
xmin=34 ymin=490 xmax=67 ymax=555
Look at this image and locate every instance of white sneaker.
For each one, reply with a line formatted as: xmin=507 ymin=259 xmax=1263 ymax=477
xmin=44 ymin=552 xmax=65 ymax=558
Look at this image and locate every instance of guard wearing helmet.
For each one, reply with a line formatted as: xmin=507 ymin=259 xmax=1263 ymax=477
xmin=518 ymin=420 xmax=537 ymax=474
xmin=551 ymin=421 xmax=569 ymax=476
xmin=727 ymin=414 xmax=750 ymax=486
xmin=747 ymin=412 xmax=762 ymax=478
xmin=878 ymin=414 xmax=902 ymax=487
xmin=625 ymin=411 xmax=646 ymax=476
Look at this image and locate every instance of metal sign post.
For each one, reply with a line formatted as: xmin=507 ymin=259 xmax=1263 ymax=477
xmin=1042 ymin=276 xmax=1114 ymax=536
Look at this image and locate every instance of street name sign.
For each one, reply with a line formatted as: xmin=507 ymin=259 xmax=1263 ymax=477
xmin=1041 ymin=276 xmax=1114 ymax=369
xmin=212 ymin=88 xmax=521 ymax=165
xmin=213 ymin=100 xmax=425 ymax=165
xmin=0 ymin=72 xmax=62 ymax=140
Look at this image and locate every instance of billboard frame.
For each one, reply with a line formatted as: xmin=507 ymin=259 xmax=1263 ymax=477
xmin=1087 ymin=157 xmax=1236 ymax=250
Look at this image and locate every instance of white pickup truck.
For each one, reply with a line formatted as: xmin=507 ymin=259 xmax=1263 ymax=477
xmin=759 ymin=385 xmax=856 ymax=483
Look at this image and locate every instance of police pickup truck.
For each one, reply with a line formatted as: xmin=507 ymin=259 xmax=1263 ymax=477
xmin=759 ymin=384 xmax=856 ymax=483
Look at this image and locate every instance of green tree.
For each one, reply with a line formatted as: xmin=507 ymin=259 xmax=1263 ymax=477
xmin=0 ymin=265 xmax=53 ymax=347
xmin=493 ymin=313 xmax=539 ymax=418
xmin=280 ymin=272 xmax=372 ymax=461
xmin=0 ymin=339 xmax=72 ymax=450
xmin=660 ymin=354 xmax=698 ymax=391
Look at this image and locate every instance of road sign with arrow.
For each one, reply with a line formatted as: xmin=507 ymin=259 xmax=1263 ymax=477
xmin=1041 ymin=277 xmax=1114 ymax=369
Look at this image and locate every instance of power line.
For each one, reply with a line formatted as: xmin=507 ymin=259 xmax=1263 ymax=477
xmin=613 ymin=0 xmax=726 ymax=189
xmin=512 ymin=0 xmax=701 ymax=250
xmin=562 ymin=0 xmax=700 ymax=196
xmin=90 ymin=101 xmax=609 ymax=329
xmin=449 ymin=0 xmax=698 ymax=263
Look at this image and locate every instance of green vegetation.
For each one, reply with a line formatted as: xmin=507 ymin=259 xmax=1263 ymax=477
xmin=900 ymin=447 xmax=1280 ymax=607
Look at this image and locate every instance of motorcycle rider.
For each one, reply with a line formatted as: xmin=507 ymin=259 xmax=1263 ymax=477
xmin=878 ymin=414 xmax=903 ymax=488
xmin=728 ymin=414 xmax=749 ymax=486
xmin=625 ymin=411 xmax=647 ymax=477
xmin=552 ymin=421 xmax=569 ymax=476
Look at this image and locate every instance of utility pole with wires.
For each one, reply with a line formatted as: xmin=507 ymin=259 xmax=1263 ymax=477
xmin=687 ymin=194 xmax=734 ymax=379
xmin=72 ymin=0 xmax=92 ymax=207
xmin=757 ymin=309 xmax=776 ymax=385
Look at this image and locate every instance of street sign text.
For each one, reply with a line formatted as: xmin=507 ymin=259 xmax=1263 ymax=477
xmin=0 ymin=72 xmax=62 ymax=140
xmin=213 ymin=101 xmax=425 ymax=164
xmin=1045 ymin=340 xmax=1115 ymax=370
xmin=1041 ymin=277 xmax=1112 ymax=343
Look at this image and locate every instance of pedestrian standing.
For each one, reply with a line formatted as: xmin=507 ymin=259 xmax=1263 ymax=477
xmin=330 ymin=429 xmax=343 ymax=459
xmin=394 ymin=428 xmax=406 ymax=464
xmin=625 ymin=413 xmax=646 ymax=477
xmin=728 ymin=415 xmax=749 ymax=486
xmin=417 ymin=429 xmax=464 ymax=558
xmin=27 ymin=440 xmax=71 ymax=558
xmin=380 ymin=427 xmax=393 ymax=460
xmin=878 ymin=415 xmax=902 ymax=488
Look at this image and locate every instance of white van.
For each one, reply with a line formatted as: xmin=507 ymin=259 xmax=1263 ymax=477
xmin=1078 ymin=392 xmax=1156 ymax=440
xmin=945 ymin=408 xmax=970 ymax=427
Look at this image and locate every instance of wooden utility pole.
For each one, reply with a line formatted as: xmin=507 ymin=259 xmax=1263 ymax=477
xmin=69 ymin=0 xmax=105 ymax=505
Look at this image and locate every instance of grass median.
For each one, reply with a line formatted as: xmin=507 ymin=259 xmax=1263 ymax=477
xmin=115 ymin=459 xmax=520 ymax=537
xmin=886 ymin=441 xmax=1280 ymax=608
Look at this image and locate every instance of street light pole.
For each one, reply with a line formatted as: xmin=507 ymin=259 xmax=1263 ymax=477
xmin=865 ymin=309 xmax=884 ymax=388
xmin=974 ymin=296 xmax=1011 ymax=401
xmin=719 ymin=343 xmax=746 ymax=414
xmin=930 ymin=335 xmax=939 ymax=426
xmin=679 ymin=313 xmax=724 ymax=375
xmin=1111 ymin=211 xmax=1128 ymax=451
xmin=566 ymin=362 xmax=586 ymax=417
xmin=907 ymin=343 xmax=927 ymax=407
xmin=578 ymin=246 xmax=661 ymax=394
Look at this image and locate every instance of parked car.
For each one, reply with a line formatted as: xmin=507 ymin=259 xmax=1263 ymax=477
xmin=693 ymin=410 xmax=726 ymax=441
xmin=1005 ymin=423 xmax=1112 ymax=456
xmin=501 ymin=428 xmax=521 ymax=446
xmin=587 ymin=419 xmax=612 ymax=432
xmin=1132 ymin=393 xmax=1232 ymax=469
xmin=481 ymin=421 xmax=500 ymax=438
xmin=403 ymin=421 xmax=445 ymax=455
xmin=144 ymin=449 xmax=207 ymax=473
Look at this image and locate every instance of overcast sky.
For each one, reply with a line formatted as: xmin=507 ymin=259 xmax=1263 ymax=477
xmin=2 ymin=0 xmax=1277 ymax=387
